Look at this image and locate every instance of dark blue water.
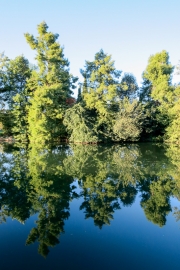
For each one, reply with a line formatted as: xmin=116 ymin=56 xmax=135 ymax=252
xmin=0 ymin=143 xmax=180 ymax=270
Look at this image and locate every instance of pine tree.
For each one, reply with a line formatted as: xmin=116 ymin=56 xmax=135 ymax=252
xmin=25 ymin=22 xmax=77 ymax=143
xmin=143 ymin=50 xmax=174 ymax=104
xmin=80 ymin=49 xmax=121 ymax=115
xmin=80 ymin=49 xmax=121 ymax=141
xmin=141 ymin=50 xmax=175 ymax=141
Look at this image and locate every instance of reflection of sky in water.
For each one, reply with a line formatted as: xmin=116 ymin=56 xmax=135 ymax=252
xmin=70 ymin=179 xmax=81 ymax=195
xmin=0 ymin=192 xmax=179 ymax=270
xmin=0 ymin=143 xmax=179 ymax=269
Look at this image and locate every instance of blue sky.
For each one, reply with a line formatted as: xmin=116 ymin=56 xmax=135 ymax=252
xmin=0 ymin=0 xmax=180 ymax=95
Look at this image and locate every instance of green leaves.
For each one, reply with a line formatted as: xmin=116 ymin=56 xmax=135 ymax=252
xmin=64 ymin=104 xmax=98 ymax=143
xmin=113 ymin=99 xmax=143 ymax=141
xmin=1 ymin=24 xmax=180 ymax=144
xmin=25 ymin=22 xmax=77 ymax=143
xmin=0 ymin=55 xmax=31 ymax=138
xmin=81 ymin=49 xmax=121 ymax=115
xmin=143 ymin=50 xmax=174 ymax=104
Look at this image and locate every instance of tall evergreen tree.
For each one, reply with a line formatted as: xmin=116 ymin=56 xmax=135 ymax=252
xmin=143 ymin=50 xmax=174 ymax=104
xmin=25 ymin=22 xmax=77 ymax=143
xmin=80 ymin=49 xmax=121 ymax=115
xmin=140 ymin=51 xmax=175 ymax=141
xmin=79 ymin=49 xmax=122 ymax=141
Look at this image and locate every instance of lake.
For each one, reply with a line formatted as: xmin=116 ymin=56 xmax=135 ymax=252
xmin=0 ymin=142 xmax=180 ymax=270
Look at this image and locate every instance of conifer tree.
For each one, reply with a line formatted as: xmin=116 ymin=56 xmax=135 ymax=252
xmin=24 ymin=22 xmax=77 ymax=143
xmin=141 ymin=51 xmax=175 ymax=140
xmin=79 ymin=49 xmax=121 ymax=141
xmin=143 ymin=50 xmax=174 ymax=105
xmin=80 ymin=49 xmax=121 ymax=115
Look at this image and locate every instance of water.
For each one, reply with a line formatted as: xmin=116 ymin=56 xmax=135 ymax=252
xmin=0 ymin=143 xmax=180 ymax=269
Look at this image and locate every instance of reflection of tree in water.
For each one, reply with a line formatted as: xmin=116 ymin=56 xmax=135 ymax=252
xmin=166 ymin=145 xmax=180 ymax=196
xmin=63 ymin=143 xmax=180 ymax=228
xmin=26 ymin=187 xmax=71 ymax=257
xmin=25 ymin=144 xmax=77 ymax=257
xmin=1 ymin=142 xmax=180 ymax=256
xmin=64 ymin=144 xmax=139 ymax=228
xmin=79 ymin=179 xmax=137 ymax=228
xmin=0 ymin=144 xmax=32 ymax=223
xmin=138 ymin=144 xmax=175 ymax=227
xmin=79 ymin=175 xmax=120 ymax=228
xmin=166 ymin=145 xmax=180 ymax=224
xmin=0 ymin=143 xmax=77 ymax=257
xmin=140 ymin=177 xmax=173 ymax=227
xmin=110 ymin=144 xmax=143 ymax=185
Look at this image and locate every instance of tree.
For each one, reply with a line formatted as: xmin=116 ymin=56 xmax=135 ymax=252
xmin=64 ymin=104 xmax=98 ymax=143
xmin=119 ymin=73 xmax=138 ymax=100
xmin=139 ymin=77 xmax=152 ymax=102
xmin=0 ymin=53 xmax=10 ymax=109
xmin=143 ymin=50 xmax=174 ymax=104
xmin=0 ymin=55 xmax=31 ymax=137
xmin=25 ymin=143 xmax=77 ymax=257
xmin=0 ymin=54 xmax=31 ymax=108
xmin=24 ymin=21 xmax=77 ymax=143
xmin=140 ymin=177 xmax=173 ymax=227
xmin=81 ymin=49 xmax=121 ymax=115
xmin=113 ymin=98 xmax=143 ymax=141
xmin=79 ymin=50 xmax=122 ymax=141
xmin=77 ymin=84 xmax=82 ymax=103
xmin=165 ymin=85 xmax=180 ymax=143
xmin=140 ymin=51 xmax=175 ymax=141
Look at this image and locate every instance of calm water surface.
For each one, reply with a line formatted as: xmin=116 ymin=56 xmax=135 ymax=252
xmin=0 ymin=143 xmax=180 ymax=270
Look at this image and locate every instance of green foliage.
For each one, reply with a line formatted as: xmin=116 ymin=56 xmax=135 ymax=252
xmin=1 ymin=142 xmax=180 ymax=255
xmin=0 ymin=110 xmax=14 ymax=135
xmin=140 ymin=101 xmax=167 ymax=141
xmin=64 ymin=104 xmax=98 ymax=143
xmin=0 ymin=54 xmax=31 ymax=108
xmin=0 ymin=53 xmax=14 ymax=109
xmin=25 ymin=22 xmax=77 ymax=143
xmin=10 ymin=56 xmax=32 ymax=140
xmin=140 ymin=177 xmax=173 ymax=227
xmin=143 ymin=50 xmax=174 ymax=104
xmin=139 ymin=77 xmax=152 ymax=102
xmin=77 ymin=84 xmax=82 ymax=103
xmin=1 ymin=29 xmax=180 ymax=144
xmin=119 ymin=73 xmax=138 ymax=100
xmin=165 ymin=85 xmax=180 ymax=143
xmin=81 ymin=49 xmax=121 ymax=115
xmin=0 ymin=55 xmax=31 ymax=137
xmin=78 ymin=50 xmax=142 ymax=143
xmin=79 ymin=50 xmax=118 ymax=142
xmin=140 ymin=50 xmax=175 ymax=141
xmin=113 ymin=98 xmax=143 ymax=141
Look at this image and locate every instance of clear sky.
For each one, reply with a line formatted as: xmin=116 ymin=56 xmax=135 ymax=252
xmin=0 ymin=0 xmax=180 ymax=95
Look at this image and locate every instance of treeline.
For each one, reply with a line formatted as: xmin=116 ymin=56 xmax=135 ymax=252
xmin=0 ymin=22 xmax=180 ymax=144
